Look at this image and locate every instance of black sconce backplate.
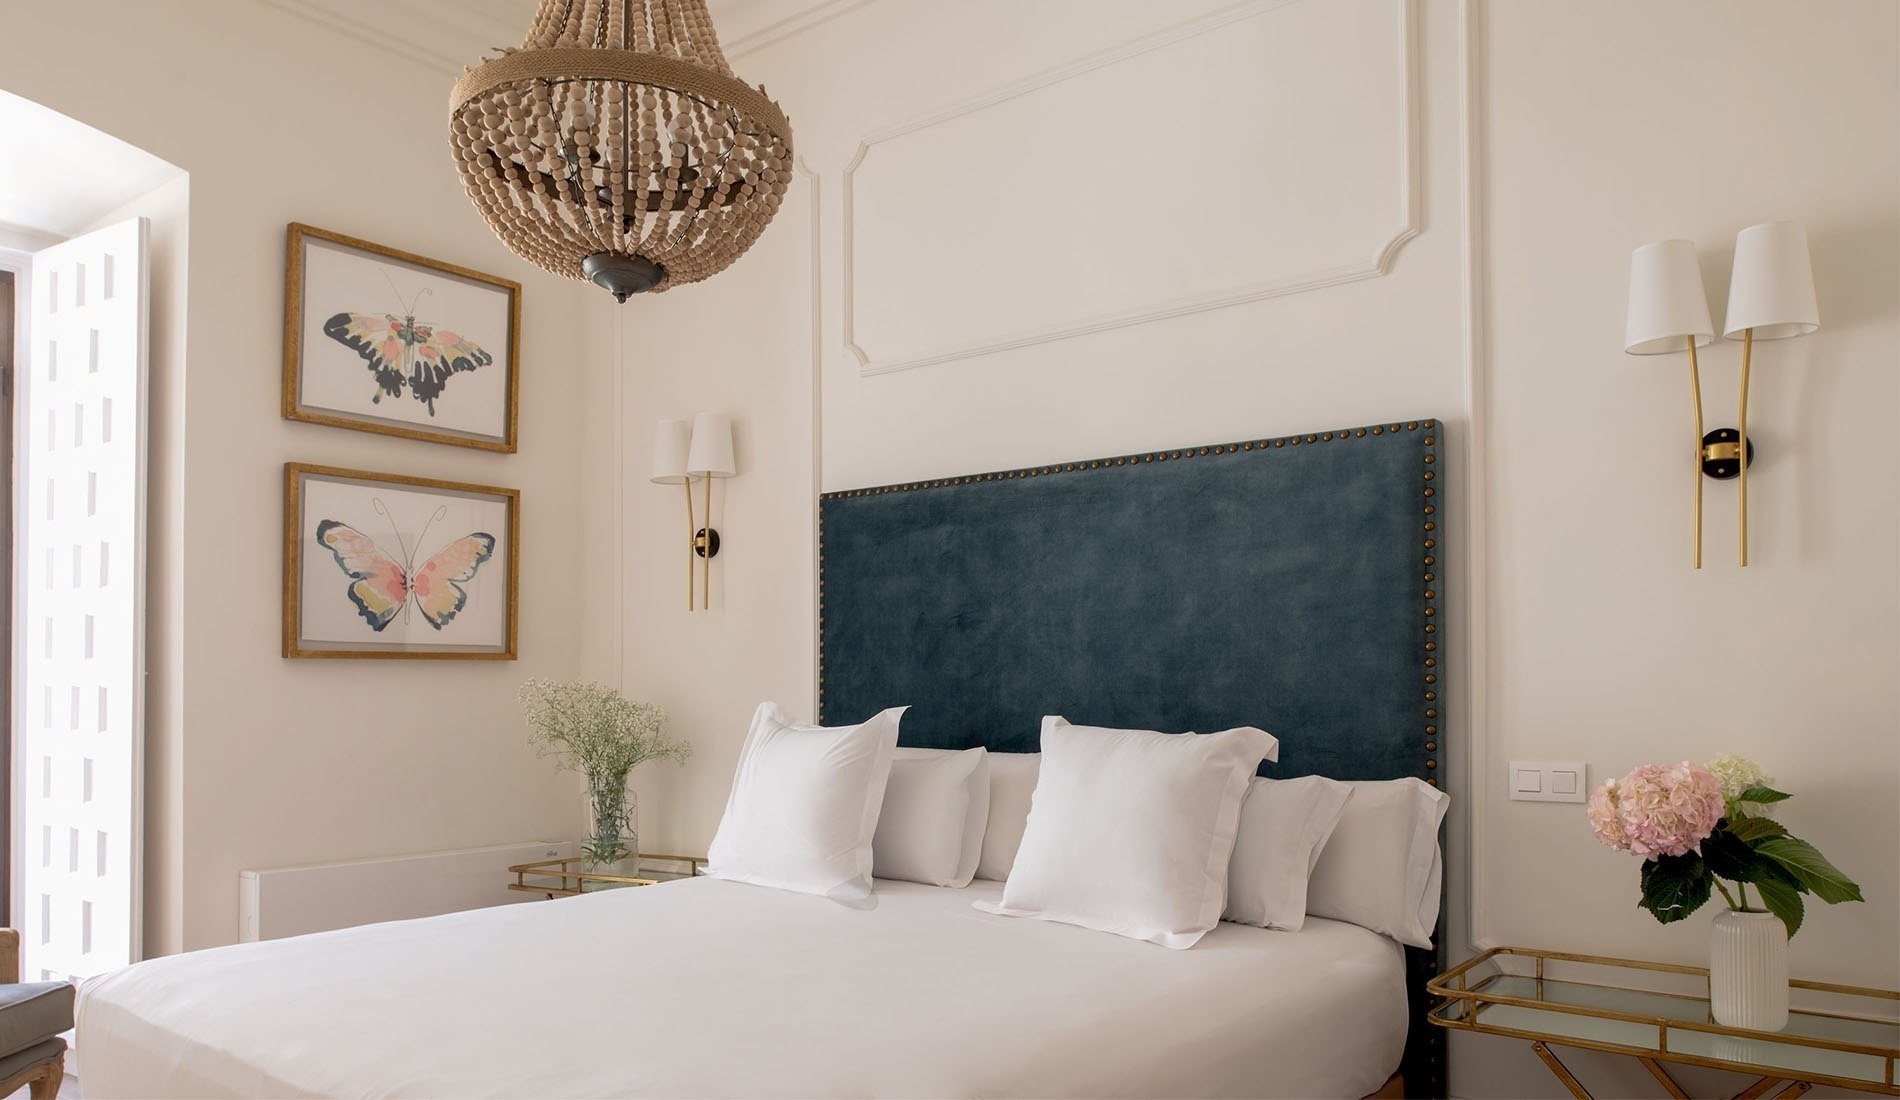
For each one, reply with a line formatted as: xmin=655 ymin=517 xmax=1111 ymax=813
xmin=694 ymin=527 xmax=722 ymax=559
xmin=1700 ymin=429 xmax=1756 ymax=481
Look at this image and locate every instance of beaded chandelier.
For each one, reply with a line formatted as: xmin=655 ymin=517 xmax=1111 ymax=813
xmin=449 ymin=0 xmax=794 ymax=301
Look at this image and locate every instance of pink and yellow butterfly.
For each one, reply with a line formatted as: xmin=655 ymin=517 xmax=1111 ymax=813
xmin=315 ymin=503 xmax=496 ymax=631
xmin=322 ymin=285 xmax=491 ymax=416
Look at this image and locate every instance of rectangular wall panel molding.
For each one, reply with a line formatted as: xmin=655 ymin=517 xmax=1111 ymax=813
xmin=843 ymin=0 xmax=1418 ymax=375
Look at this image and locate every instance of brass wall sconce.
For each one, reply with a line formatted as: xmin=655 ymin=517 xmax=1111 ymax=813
xmin=651 ymin=413 xmax=736 ymax=610
xmin=1623 ymin=223 xmax=1819 ymax=568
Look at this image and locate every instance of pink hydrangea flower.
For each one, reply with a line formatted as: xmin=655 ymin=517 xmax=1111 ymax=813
xmin=1587 ymin=761 xmax=1724 ymax=859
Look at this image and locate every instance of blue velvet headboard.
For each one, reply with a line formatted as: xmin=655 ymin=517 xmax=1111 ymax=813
xmin=817 ymin=419 xmax=1447 ymax=1096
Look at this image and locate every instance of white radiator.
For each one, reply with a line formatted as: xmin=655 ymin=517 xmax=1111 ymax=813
xmin=239 ymin=840 xmax=574 ymax=942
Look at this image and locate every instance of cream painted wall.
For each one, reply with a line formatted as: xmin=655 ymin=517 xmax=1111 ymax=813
xmin=1 ymin=2 xmax=594 ymax=953
xmin=605 ymin=2 xmax=1899 ymax=1098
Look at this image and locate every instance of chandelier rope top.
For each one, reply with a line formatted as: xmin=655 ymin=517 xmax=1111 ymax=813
xmin=449 ymin=0 xmax=794 ymax=301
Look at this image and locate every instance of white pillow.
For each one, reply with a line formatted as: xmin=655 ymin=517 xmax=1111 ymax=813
xmin=705 ymin=702 xmax=905 ymax=905
xmin=874 ymin=747 xmax=990 ymax=887
xmin=975 ymin=716 xmax=1279 ymax=948
xmin=1223 ymin=776 xmax=1354 ymax=931
xmin=974 ymin=752 xmax=1039 ymax=882
xmin=1304 ymin=777 xmax=1449 ymax=948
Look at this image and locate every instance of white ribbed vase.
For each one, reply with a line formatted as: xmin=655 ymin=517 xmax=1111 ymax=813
xmin=1708 ymin=909 xmax=1789 ymax=1031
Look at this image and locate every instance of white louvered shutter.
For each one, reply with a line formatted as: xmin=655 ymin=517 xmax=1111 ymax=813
xmin=17 ymin=218 xmax=147 ymax=981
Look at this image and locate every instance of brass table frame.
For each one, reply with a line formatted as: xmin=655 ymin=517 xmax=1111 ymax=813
xmin=1429 ymin=947 xmax=1899 ymax=1099
xmin=508 ymin=853 xmax=707 ymax=897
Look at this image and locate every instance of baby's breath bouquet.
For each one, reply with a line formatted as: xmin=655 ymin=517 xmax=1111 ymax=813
xmin=518 ymin=679 xmax=691 ymax=865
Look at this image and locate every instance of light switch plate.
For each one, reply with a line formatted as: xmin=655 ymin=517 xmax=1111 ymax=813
xmin=1509 ymin=761 xmax=1588 ymax=803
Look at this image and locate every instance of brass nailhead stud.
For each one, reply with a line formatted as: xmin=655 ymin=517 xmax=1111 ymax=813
xmin=1424 ymin=572 xmax=1435 ymax=582
xmin=1322 ymin=432 xmax=1333 ymax=441
xmin=1424 ymin=691 xmax=1437 ymax=702
xmin=1356 ymin=429 xmax=1367 ymax=437
xmin=1425 ymin=741 xmax=1437 ymax=751
xmin=1425 ymin=642 xmax=1437 ymax=652
xmin=1424 ymin=455 xmax=1436 ymax=464
xmin=1425 ymin=623 xmax=1437 ymax=634
xmin=1243 ymin=442 xmax=1253 ymax=450
xmin=1425 ymin=674 xmax=1437 ymax=684
xmin=1426 ymin=759 xmax=1437 ymax=769
xmin=1306 ymin=435 xmax=1317 ymax=443
xmin=1372 ymin=426 xmax=1384 ymax=435
xmin=1426 ymin=725 xmax=1437 ymax=735
xmin=1275 ymin=439 xmax=1285 ymax=448
xmin=1424 ymin=590 xmax=1436 ymax=600
xmin=1424 ymin=436 xmax=1435 ymax=445
xmin=1425 ymin=657 xmax=1437 ymax=668
xmin=1426 ymin=708 xmax=1438 ymax=718
xmin=1407 ymin=421 xmax=1419 ymax=430
xmin=1424 ymin=505 xmax=1436 ymax=516
xmin=1424 ymin=539 xmax=1437 ymax=549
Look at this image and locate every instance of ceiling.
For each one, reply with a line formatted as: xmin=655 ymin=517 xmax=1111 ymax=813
xmin=264 ymin=0 xmax=849 ymax=73
xmin=0 ymin=90 xmax=185 ymax=241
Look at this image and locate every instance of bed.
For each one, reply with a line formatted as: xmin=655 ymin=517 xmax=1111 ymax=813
xmin=80 ymin=877 xmax=1407 ymax=1098
xmin=79 ymin=419 xmax=1445 ymax=1097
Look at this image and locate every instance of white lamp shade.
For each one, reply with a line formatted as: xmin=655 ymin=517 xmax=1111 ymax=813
xmin=1724 ymin=221 xmax=1819 ymax=341
xmin=650 ymin=419 xmax=693 ymax=484
xmin=1625 ymin=239 xmax=1714 ymax=355
xmin=686 ymin=412 xmax=736 ymax=478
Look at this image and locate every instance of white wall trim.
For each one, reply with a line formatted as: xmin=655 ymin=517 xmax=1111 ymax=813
xmin=258 ymin=0 xmax=466 ymax=74
xmin=726 ymin=0 xmax=876 ymax=59
xmin=1456 ymin=0 xmax=1496 ymax=954
xmin=796 ymin=158 xmax=824 ymax=711
xmin=841 ymin=0 xmax=1421 ymax=377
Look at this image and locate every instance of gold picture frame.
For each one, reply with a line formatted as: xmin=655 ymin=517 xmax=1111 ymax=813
xmin=284 ymin=463 xmax=520 ymax=660
xmin=283 ymin=223 xmax=521 ymax=452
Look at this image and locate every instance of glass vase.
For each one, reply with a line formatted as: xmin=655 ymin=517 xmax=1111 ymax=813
xmin=584 ymin=770 xmax=640 ymax=877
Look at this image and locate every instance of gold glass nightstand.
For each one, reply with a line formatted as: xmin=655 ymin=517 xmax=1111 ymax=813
xmin=507 ymin=853 xmax=707 ymax=898
xmin=1430 ymin=947 xmax=1899 ymax=1098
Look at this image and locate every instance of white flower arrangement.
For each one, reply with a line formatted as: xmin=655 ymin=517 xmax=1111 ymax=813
xmin=518 ymin=679 xmax=691 ymax=863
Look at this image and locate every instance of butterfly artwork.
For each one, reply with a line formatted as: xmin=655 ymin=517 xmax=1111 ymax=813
xmin=314 ymin=501 xmax=497 ymax=632
xmin=286 ymin=224 xmax=519 ymax=453
xmin=322 ymin=280 xmax=493 ymax=417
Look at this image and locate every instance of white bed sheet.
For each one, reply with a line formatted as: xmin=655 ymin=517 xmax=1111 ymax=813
xmin=80 ymin=877 xmax=1407 ymax=1099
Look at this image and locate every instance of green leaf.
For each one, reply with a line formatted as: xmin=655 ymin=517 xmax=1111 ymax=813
xmin=1756 ymin=837 xmax=1864 ymax=904
xmin=1640 ymin=853 xmax=1713 ymax=925
xmin=1726 ymin=814 xmax=1789 ymax=844
xmin=1702 ymin=828 xmax=1773 ymax=883
xmin=1736 ymin=785 xmax=1792 ymax=805
xmin=1753 ymin=874 xmax=1805 ymax=938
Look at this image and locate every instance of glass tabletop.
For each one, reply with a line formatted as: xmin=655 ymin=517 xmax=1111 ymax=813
xmin=1429 ymin=948 xmax=1899 ymax=1093
xmin=508 ymin=854 xmax=706 ymax=896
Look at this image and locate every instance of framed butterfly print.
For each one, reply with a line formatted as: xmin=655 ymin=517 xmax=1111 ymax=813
xmin=284 ymin=463 xmax=519 ymax=659
xmin=283 ymin=223 xmax=520 ymax=452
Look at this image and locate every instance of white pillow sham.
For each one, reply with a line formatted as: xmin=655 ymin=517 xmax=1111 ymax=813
xmin=974 ymin=752 xmax=1039 ymax=882
xmin=975 ymin=717 xmax=1279 ymax=948
xmin=873 ymin=747 xmax=990 ymax=888
xmin=1223 ymin=776 xmax=1354 ymax=931
xmin=1304 ymin=777 xmax=1449 ymax=948
xmin=705 ymin=702 xmax=905 ymax=905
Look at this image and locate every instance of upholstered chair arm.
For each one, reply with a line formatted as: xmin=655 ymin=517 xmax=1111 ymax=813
xmin=0 ymin=930 xmax=18 ymax=985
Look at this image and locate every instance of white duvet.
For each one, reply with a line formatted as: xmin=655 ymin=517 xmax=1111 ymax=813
xmin=80 ymin=877 xmax=1406 ymax=1099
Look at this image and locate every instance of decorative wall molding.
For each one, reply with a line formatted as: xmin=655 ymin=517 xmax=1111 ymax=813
xmin=726 ymin=0 xmax=876 ymax=59
xmin=1455 ymin=0 xmax=1495 ymax=955
xmin=842 ymin=0 xmax=1420 ymax=377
